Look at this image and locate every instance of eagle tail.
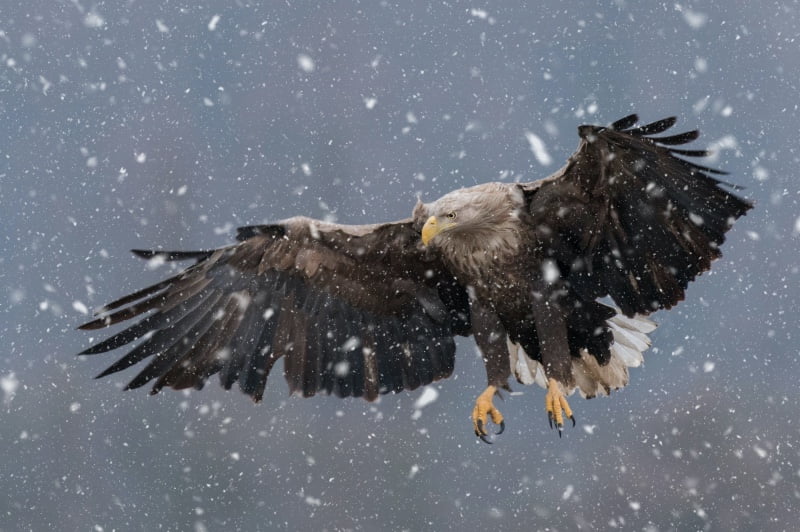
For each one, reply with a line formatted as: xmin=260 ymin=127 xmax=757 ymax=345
xmin=508 ymin=312 xmax=657 ymax=399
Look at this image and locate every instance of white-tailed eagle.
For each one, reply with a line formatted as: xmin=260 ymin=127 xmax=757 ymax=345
xmin=78 ymin=115 xmax=752 ymax=442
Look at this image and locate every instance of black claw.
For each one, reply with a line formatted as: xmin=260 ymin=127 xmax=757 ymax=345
xmin=569 ymin=415 xmax=576 ymax=427
xmin=478 ymin=433 xmax=493 ymax=444
xmin=496 ymin=420 xmax=505 ymax=436
xmin=548 ymin=411 xmax=554 ymax=429
xmin=476 ymin=419 xmax=485 ymax=436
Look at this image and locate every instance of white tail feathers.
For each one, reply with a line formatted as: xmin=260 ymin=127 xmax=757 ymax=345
xmin=508 ymin=312 xmax=656 ymax=399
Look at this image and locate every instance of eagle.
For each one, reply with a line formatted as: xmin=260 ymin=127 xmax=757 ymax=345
xmin=77 ymin=114 xmax=752 ymax=442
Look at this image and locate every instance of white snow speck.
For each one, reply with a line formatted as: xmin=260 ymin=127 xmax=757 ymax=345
xmin=177 ymin=185 xmax=188 ymax=196
xmin=745 ymin=230 xmax=760 ymax=241
xmin=582 ymin=424 xmax=597 ymax=435
xmin=70 ymin=402 xmax=81 ymax=413
xmin=681 ymin=8 xmax=708 ymax=29
xmin=703 ymin=361 xmax=715 ymax=373
xmin=753 ymin=445 xmax=767 ymax=458
xmin=753 ymin=166 xmax=769 ymax=182
xmin=145 ymin=255 xmax=166 ymax=270
xmin=334 ymin=361 xmax=350 ymax=377
xmin=203 ymin=97 xmax=214 ymax=107
xmin=694 ymin=57 xmax=708 ymax=73
xmin=208 ymin=15 xmax=221 ymax=31
xmin=136 ymin=152 xmax=147 ymax=164
xmin=542 ymin=259 xmax=560 ymax=283
xmin=693 ymin=95 xmax=710 ymax=113
xmin=39 ymin=75 xmax=52 ymax=95
xmin=364 ymin=97 xmax=377 ymax=110
xmin=297 ymin=54 xmax=315 ymax=73
xmin=562 ymin=484 xmax=574 ymax=500
xmin=629 ymin=501 xmax=641 ymax=511
xmin=470 ymin=8 xmax=488 ymax=19
xmin=21 ymin=33 xmax=37 ymax=48
xmin=408 ymin=464 xmax=420 ymax=479
xmin=705 ymin=135 xmax=738 ymax=163
xmin=230 ymin=452 xmax=240 ymax=461
xmin=301 ymin=163 xmax=312 ymax=176
xmin=156 ymin=19 xmax=170 ymax=33
xmin=86 ymin=156 xmax=98 ymax=168
xmin=414 ymin=386 xmax=439 ymax=409
xmin=1 ymin=372 xmax=19 ymax=404
xmin=794 ymin=216 xmax=800 ymax=235
xmin=342 ymin=336 xmax=360 ymax=352
xmin=524 ymin=131 xmax=552 ymax=166
xmin=72 ymin=301 xmax=89 ymax=315
xmin=10 ymin=288 xmax=25 ymax=304
xmin=304 ymin=496 xmax=322 ymax=507
xmin=84 ymin=12 xmax=105 ymax=29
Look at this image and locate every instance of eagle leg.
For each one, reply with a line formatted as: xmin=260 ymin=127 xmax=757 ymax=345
xmin=545 ymin=378 xmax=576 ymax=437
xmin=472 ymin=385 xmax=505 ymax=444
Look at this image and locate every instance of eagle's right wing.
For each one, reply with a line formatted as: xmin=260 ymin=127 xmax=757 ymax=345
xmin=78 ymin=217 xmax=470 ymax=402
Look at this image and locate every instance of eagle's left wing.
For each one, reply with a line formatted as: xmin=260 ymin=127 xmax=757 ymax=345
xmin=522 ymin=114 xmax=752 ymax=317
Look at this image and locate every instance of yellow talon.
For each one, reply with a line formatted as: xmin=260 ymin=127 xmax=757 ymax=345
xmin=471 ymin=385 xmax=505 ymax=444
xmin=545 ymin=378 xmax=575 ymax=436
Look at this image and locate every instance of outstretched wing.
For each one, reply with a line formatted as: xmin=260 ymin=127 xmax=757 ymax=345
xmin=78 ymin=217 xmax=470 ymax=402
xmin=523 ymin=114 xmax=752 ymax=317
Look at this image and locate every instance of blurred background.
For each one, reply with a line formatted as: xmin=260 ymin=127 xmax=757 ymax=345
xmin=2 ymin=1 xmax=798 ymax=530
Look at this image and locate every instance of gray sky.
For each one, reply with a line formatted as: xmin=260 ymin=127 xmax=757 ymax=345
xmin=2 ymin=1 xmax=798 ymax=530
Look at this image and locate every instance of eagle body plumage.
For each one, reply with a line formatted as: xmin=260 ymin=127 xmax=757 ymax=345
xmin=77 ymin=115 xmax=752 ymax=440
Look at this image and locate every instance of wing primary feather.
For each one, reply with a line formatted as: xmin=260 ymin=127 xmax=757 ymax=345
xmin=78 ymin=263 xmax=216 ymax=330
xmin=131 ymin=249 xmax=212 ymax=262
xmin=669 ymin=148 xmax=711 ymax=157
xmin=239 ymin=299 xmax=283 ymax=400
xmin=78 ymin=279 xmax=176 ymax=327
xmin=651 ymin=130 xmax=700 ymax=145
xmin=627 ymin=116 xmax=677 ymax=136
xmin=149 ymin=297 xmax=244 ymax=393
xmin=96 ymin=291 xmax=223 ymax=379
xmin=80 ymin=286 xmax=212 ymax=355
xmin=611 ymin=114 xmax=638 ymax=131
xmin=219 ymin=289 xmax=273 ymax=390
xmin=121 ymin=291 xmax=226 ymax=390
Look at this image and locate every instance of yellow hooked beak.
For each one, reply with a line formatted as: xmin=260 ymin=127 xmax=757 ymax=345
xmin=421 ymin=215 xmax=454 ymax=246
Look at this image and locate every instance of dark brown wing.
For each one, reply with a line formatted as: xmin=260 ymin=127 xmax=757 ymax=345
xmin=78 ymin=217 xmax=470 ymax=402
xmin=523 ymin=114 xmax=752 ymax=317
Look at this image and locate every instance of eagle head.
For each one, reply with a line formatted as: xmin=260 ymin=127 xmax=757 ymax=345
xmin=417 ymin=183 xmax=524 ymax=249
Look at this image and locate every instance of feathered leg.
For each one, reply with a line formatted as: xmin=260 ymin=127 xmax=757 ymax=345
xmin=532 ymin=293 xmax=577 ymax=437
xmin=470 ymin=300 xmax=511 ymax=443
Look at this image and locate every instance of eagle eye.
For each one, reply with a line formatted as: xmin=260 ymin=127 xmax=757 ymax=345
xmin=446 ymin=211 xmax=457 ymax=220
